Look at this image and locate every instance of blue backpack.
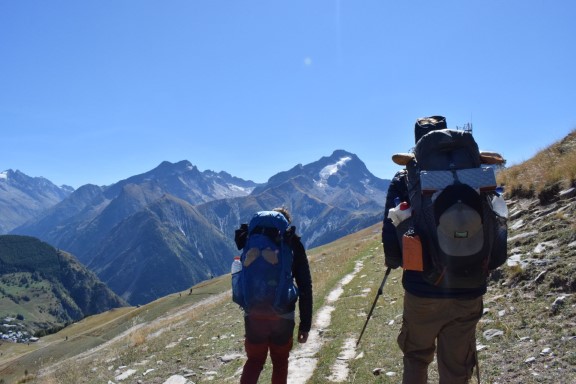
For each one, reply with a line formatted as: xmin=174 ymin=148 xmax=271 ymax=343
xmin=232 ymin=211 xmax=299 ymax=315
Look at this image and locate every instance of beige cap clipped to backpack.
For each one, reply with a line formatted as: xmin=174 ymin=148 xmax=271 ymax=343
xmin=437 ymin=202 xmax=484 ymax=257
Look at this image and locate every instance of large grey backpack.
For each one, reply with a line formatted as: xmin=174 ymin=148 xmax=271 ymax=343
xmin=405 ymin=129 xmax=508 ymax=289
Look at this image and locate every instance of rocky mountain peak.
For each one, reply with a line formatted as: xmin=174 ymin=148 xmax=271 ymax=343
xmin=0 ymin=169 xmax=74 ymax=234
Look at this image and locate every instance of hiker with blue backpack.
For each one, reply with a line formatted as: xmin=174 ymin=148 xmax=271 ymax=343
xmin=381 ymin=116 xmax=508 ymax=383
xmin=232 ymin=208 xmax=313 ymax=384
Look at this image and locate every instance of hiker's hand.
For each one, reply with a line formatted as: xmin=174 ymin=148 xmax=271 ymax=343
xmin=385 ymin=257 xmax=401 ymax=270
xmin=297 ymin=331 xmax=309 ymax=344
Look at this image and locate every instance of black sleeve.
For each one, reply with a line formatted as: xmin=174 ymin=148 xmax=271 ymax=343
xmin=381 ymin=170 xmax=409 ymax=269
xmin=234 ymin=224 xmax=248 ymax=250
xmin=291 ymin=235 xmax=313 ymax=333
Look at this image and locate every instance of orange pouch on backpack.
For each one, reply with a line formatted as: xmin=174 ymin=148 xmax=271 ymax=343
xmin=402 ymin=234 xmax=424 ymax=271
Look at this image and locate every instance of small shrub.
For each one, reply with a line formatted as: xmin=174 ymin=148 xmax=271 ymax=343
xmin=538 ymin=182 xmax=561 ymax=205
xmin=131 ymin=329 xmax=147 ymax=347
xmin=510 ymin=184 xmax=534 ymax=199
xmin=15 ymin=373 xmax=35 ymax=384
xmin=505 ymin=264 xmax=525 ymax=285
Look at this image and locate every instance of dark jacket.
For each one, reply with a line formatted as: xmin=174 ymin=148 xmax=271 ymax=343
xmin=382 ymin=170 xmax=486 ymax=299
xmin=290 ymin=234 xmax=313 ymax=333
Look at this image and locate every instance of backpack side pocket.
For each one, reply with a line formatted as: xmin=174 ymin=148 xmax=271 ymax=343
xmin=402 ymin=232 xmax=424 ymax=272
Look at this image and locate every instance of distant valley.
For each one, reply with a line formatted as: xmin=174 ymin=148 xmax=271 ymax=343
xmin=0 ymin=235 xmax=126 ymax=339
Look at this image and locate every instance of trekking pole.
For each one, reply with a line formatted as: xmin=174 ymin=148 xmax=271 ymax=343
xmin=356 ymin=267 xmax=392 ymax=347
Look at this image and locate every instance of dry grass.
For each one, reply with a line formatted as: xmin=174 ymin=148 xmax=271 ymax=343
xmin=498 ymin=129 xmax=576 ymax=200
xmin=5 ymin=225 xmax=406 ymax=383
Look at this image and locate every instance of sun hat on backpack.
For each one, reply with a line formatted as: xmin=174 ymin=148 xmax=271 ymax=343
xmin=414 ymin=115 xmax=448 ymax=144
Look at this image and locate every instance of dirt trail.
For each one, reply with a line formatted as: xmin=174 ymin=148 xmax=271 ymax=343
xmin=287 ymin=259 xmax=365 ymax=383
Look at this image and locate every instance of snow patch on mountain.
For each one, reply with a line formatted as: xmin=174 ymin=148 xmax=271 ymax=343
xmin=210 ymin=182 xmax=254 ymax=200
xmin=361 ymin=179 xmax=377 ymax=194
xmin=315 ymin=156 xmax=352 ymax=187
xmin=226 ymin=183 xmax=255 ymax=194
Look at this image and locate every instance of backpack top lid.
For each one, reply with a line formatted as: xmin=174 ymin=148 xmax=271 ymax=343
xmin=414 ymin=128 xmax=481 ymax=171
xmin=248 ymin=210 xmax=290 ymax=234
xmin=414 ymin=115 xmax=447 ymax=144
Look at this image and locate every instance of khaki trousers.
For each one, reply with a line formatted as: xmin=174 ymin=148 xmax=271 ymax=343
xmin=397 ymin=292 xmax=483 ymax=384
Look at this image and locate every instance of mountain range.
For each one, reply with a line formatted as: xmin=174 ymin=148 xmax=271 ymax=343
xmin=3 ymin=150 xmax=390 ymax=305
xmin=0 ymin=170 xmax=73 ymax=233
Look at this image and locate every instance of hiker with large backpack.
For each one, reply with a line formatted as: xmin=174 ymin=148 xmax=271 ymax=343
xmin=381 ymin=116 xmax=508 ymax=384
xmin=232 ymin=208 xmax=313 ymax=384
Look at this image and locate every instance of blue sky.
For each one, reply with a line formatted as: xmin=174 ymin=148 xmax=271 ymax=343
xmin=1 ymin=1 xmax=574 ymax=189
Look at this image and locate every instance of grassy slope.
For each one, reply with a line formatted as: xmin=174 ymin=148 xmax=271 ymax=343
xmin=2 ymin=225 xmax=408 ymax=383
xmin=0 ymin=277 xmax=229 ymax=383
xmin=0 ymin=272 xmax=57 ymax=327
xmin=499 ymin=129 xmax=576 ymax=199
xmin=2 ymin=200 xmax=575 ymax=383
xmin=0 ymin=237 xmax=127 ymax=338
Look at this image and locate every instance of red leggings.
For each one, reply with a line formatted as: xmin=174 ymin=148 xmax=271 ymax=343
xmin=240 ymin=316 xmax=295 ymax=384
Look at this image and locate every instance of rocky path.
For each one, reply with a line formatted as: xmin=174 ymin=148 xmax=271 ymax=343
xmin=287 ymin=258 xmax=366 ymax=383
